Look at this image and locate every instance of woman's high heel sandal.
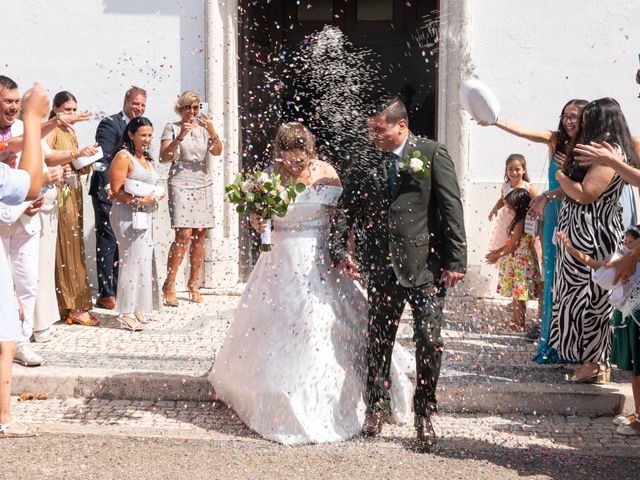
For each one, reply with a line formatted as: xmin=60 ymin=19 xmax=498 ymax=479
xmin=187 ymin=284 xmax=202 ymax=304
xmin=118 ymin=315 xmax=145 ymax=332
xmin=162 ymin=282 xmax=178 ymax=307
xmin=66 ymin=311 xmax=100 ymax=327
xmin=134 ymin=311 xmax=150 ymax=324
xmin=568 ymin=363 xmax=610 ymax=384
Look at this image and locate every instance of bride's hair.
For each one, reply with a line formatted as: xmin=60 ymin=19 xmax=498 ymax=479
xmin=273 ymin=122 xmax=316 ymax=161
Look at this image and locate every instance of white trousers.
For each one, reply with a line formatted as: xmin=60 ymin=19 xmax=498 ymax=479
xmin=2 ymin=221 xmax=39 ymax=346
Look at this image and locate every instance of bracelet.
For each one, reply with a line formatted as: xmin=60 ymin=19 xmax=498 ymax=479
xmin=542 ymin=192 xmax=551 ymax=201
xmin=176 ymin=136 xmax=184 ymax=142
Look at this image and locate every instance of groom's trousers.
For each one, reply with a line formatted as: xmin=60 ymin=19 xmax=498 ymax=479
xmin=366 ymin=274 xmax=446 ymax=417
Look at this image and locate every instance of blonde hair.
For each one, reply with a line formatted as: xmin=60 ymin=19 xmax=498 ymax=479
xmin=273 ymin=122 xmax=316 ymax=160
xmin=174 ymin=90 xmax=201 ymax=115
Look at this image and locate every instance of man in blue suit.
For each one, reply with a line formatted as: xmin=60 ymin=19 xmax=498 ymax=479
xmin=90 ymin=86 xmax=147 ymax=309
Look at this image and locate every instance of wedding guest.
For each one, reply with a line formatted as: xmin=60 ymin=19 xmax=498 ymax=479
xmin=551 ymin=98 xmax=637 ymax=383
xmin=0 ymin=79 xmax=70 ymax=367
xmin=556 ymin=226 xmax=640 ymax=434
xmin=480 ymin=99 xmax=588 ymax=359
xmin=486 ymin=188 xmax=541 ymax=331
xmin=0 ymin=82 xmax=47 ymax=438
xmin=46 ymin=91 xmax=99 ymax=327
xmin=91 ymin=86 xmax=147 ymax=310
xmin=109 ymin=117 xmax=161 ymax=331
xmin=159 ymin=91 xmax=222 ymax=306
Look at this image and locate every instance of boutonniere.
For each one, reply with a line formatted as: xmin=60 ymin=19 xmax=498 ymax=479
xmin=400 ymin=150 xmax=431 ymax=179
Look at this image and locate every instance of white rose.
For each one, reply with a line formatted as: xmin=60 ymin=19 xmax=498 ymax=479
xmin=257 ymin=172 xmax=271 ymax=184
xmin=409 ymin=157 xmax=424 ymax=173
xmin=276 ymin=185 xmax=285 ymax=193
xmin=279 ymin=190 xmax=289 ymax=202
xmin=241 ymin=180 xmax=254 ymax=193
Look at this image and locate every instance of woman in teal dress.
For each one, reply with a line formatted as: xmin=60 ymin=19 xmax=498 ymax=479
xmin=482 ymin=99 xmax=588 ymax=363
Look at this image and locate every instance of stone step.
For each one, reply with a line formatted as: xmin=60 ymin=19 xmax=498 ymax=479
xmin=12 ymin=366 xmax=632 ymax=417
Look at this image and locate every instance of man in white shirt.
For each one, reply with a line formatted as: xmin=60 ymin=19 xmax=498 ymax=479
xmin=0 ymin=79 xmax=45 ymax=366
xmin=0 ymin=81 xmax=47 ymax=438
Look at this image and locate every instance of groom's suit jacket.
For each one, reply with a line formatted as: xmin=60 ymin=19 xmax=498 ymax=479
xmin=330 ymin=132 xmax=467 ymax=288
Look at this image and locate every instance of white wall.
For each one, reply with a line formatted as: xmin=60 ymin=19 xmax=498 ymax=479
xmin=464 ymin=0 xmax=640 ymax=296
xmin=1 ymin=0 xmax=205 ymax=290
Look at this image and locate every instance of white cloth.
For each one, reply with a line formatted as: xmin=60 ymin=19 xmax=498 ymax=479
xmin=33 ymin=184 xmax=59 ymax=332
xmin=0 ymin=163 xmax=29 ymax=206
xmin=209 ymin=184 xmax=413 ymax=445
xmin=2 ymin=220 xmax=39 ymax=345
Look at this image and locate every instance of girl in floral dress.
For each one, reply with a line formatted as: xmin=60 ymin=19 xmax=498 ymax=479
xmin=486 ymin=188 xmax=541 ymax=331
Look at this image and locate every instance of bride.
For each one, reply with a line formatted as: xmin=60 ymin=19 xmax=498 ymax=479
xmin=208 ymin=122 xmax=412 ymax=445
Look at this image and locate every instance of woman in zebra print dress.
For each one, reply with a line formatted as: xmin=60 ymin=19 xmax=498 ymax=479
xmin=551 ymin=98 xmax=638 ymax=383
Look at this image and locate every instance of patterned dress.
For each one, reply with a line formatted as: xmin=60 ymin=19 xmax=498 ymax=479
xmin=497 ymin=230 xmax=541 ymax=301
xmin=549 ymin=173 xmax=625 ymax=363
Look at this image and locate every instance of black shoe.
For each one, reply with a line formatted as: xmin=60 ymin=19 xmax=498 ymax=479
xmin=362 ymin=410 xmax=386 ymax=437
xmin=525 ymin=325 xmax=540 ymax=343
xmin=415 ymin=415 xmax=437 ymax=449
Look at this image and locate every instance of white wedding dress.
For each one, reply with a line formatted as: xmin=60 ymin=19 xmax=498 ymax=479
xmin=209 ymin=184 xmax=413 ymax=445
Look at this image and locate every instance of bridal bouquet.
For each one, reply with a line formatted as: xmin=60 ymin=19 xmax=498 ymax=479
xmin=226 ymin=171 xmax=306 ymax=251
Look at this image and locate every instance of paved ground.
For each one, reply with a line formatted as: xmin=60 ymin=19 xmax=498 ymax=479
xmin=2 ymin=396 xmax=640 ymax=479
xmin=5 ymin=292 xmax=639 ymax=478
xmin=14 ymin=293 xmax=585 ymax=379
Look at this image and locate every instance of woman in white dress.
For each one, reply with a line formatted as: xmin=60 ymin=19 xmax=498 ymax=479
xmin=208 ymin=123 xmax=412 ymax=445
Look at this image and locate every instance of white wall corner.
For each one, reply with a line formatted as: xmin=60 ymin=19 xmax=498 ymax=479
xmin=438 ymin=0 xmax=486 ymax=295
xmin=204 ymin=0 xmax=240 ymax=288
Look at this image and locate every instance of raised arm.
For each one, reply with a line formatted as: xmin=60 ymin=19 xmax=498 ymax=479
xmin=19 ymin=84 xmax=47 ymax=199
xmin=329 ymin=167 xmax=359 ymax=267
xmin=492 ymin=118 xmax=556 ymax=147
xmin=555 ymin=163 xmax=615 ymax=205
xmin=575 ymin=140 xmax=640 ymax=188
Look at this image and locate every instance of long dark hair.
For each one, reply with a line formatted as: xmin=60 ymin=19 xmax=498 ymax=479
xmin=503 ymin=153 xmax=530 ymax=183
xmin=49 ymin=90 xmax=78 ymax=118
xmin=555 ymin=98 xmax=588 ymax=154
xmin=565 ymin=98 xmax=639 ymax=179
xmin=48 ymin=91 xmax=78 ymax=119
xmin=504 ymin=188 xmax=532 ymax=234
xmin=121 ymin=117 xmax=154 ymax=161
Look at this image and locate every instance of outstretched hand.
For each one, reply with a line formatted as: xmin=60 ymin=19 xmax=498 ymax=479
xmin=574 ymin=141 xmax=623 ymax=169
xmin=605 ymin=247 xmax=640 ymax=286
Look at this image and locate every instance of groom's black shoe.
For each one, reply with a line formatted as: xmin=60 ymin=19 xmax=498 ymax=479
xmin=415 ymin=415 xmax=438 ymax=449
xmin=362 ymin=410 xmax=385 ymax=437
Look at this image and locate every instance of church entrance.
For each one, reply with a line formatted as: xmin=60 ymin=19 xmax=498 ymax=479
xmin=237 ymin=0 xmax=439 ymax=277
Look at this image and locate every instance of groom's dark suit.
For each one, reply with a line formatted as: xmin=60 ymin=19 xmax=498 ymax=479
xmin=330 ymin=132 xmax=466 ymax=416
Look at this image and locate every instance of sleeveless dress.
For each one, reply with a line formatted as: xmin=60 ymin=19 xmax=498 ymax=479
xmin=535 ymin=157 xmax=562 ymax=364
xmin=110 ymin=151 xmax=161 ymax=315
xmin=51 ymin=127 xmax=93 ymax=316
xmin=209 ymin=184 xmax=413 ymax=445
xmin=549 ymin=171 xmax=625 ymax=363
xmin=488 ymin=181 xmax=531 ymax=252
xmin=497 ymin=230 xmax=540 ymax=301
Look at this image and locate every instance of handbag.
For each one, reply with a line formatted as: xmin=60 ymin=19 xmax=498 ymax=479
xmin=132 ymin=210 xmax=149 ymax=231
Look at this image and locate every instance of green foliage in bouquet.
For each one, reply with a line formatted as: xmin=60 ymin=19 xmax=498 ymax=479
xmin=225 ymin=171 xmax=306 ymax=219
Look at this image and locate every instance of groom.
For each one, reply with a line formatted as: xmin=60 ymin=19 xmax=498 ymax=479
xmin=330 ymin=95 xmax=467 ymax=448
